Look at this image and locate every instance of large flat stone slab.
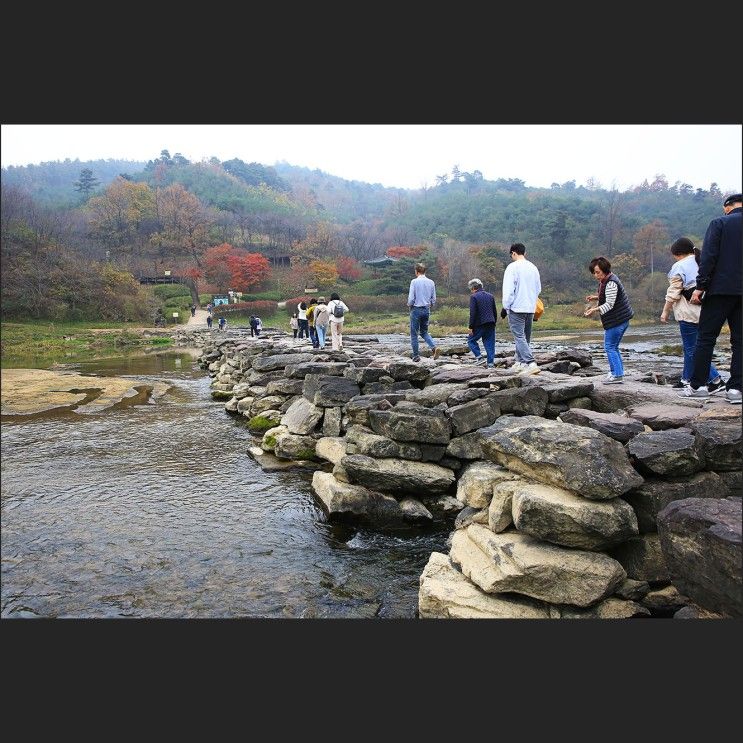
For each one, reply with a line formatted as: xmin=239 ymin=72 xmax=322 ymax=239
xmin=1 ymin=368 xmax=170 ymax=415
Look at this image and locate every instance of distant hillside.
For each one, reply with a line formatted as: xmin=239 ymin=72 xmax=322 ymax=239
xmin=1 ymin=158 xmax=146 ymax=207
xmin=274 ymin=162 xmax=405 ymax=222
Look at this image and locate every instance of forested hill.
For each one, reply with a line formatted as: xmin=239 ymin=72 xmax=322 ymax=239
xmin=2 ymin=148 xmax=736 ymax=323
xmin=1 ymin=158 xmax=146 ymax=207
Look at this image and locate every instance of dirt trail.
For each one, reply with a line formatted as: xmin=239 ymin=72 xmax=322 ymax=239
xmin=187 ymin=308 xmax=211 ymax=327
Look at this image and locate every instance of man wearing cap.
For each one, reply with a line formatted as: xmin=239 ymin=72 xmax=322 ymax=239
xmin=678 ymin=193 xmax=742 ymax=404
xmin=467 ymin=278 xmax=498 ymax=368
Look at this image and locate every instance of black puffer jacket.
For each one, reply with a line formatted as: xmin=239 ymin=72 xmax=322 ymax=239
xmin=697 ymin=206 xmax=742 ymax=295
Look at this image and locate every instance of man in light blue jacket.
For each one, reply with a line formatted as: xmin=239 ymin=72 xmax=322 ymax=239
xmin=501 ymin=243 xmax=541 ymax=374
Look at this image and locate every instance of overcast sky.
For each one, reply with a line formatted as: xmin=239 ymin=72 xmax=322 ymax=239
xmin=1 ymin=124 xmax=741 ymax=193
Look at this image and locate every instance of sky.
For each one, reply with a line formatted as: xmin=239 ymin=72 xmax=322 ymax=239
xmin=1 ymin=124 xmax=741 ymax=194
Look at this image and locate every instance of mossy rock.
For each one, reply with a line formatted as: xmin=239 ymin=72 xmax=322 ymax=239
xmin=296 ymin=448 xmax=318 ymax=460
xmin=248 ymin=416 xmax=279 ymax=433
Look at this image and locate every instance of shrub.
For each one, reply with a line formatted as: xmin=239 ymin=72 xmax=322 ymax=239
xmin=213 ymin=300 xmax=276 ymax=316
xmin=152 ymin=284 xmax=193 ymax=300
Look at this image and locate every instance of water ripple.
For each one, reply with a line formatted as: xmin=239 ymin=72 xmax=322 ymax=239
xmin=1 ymin=354 xmax=448 ymax=618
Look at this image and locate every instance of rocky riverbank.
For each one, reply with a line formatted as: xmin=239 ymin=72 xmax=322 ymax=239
xmin=184 ymin=327 xmax=742 ymax=619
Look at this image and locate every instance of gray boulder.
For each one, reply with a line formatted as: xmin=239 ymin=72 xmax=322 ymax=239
xmin=657 ymin=496 xmax=742 ymax=618
xmin=478 ymin=415 xmax=644 ymax=499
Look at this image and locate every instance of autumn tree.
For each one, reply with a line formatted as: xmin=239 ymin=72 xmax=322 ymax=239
xmin=436 ymin=239 xmax=481 ymax=293
xmin=202 ymin=244 xmax=233 ymax=291
xmin=309 ymin=259 xmax=339 ymax=288
xmin=86 ymin=177 xmax=156 ymax=264
xmin=150 ymin=184 xmax=214 ymax=303
xmin=474 ymin=243 xmax=510 ymax=286
xmin=386 ymin=245 xmax=426 ymax=259
xmin=290 ymin=221 xmax=341 ymax=269
xmin=336 ymin=255 xmax=363 ymax=282
xmin=600 ymin=188 xmax=628 ymax=258
xmin=202 ymin=243 xmax=270 ymax=292
xmin=632 ymin=220 xmax=669 ymax=275
xmin=610 ymin=253 xmax=645 ymax=290
xmin=227 ymin=251 xmax=271 ymax=291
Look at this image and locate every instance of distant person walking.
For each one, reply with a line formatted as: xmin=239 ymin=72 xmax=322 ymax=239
xmin=407 ymin=262 xmax=440 ymax=362
xmin=249 ymin=315 xmax=259 ymax=337
xmin=297 ymin=301 xmax=309 ymax=340
xmin=190 ymin=304 xmax=197 ymax=318
xmin=677 ymin=193 xmax=742 ymax=404
xmin=218 ymin=316 xmax=226 ymax=331
xmin=290 ymin=312 xmax=299 ymax=339
xmin=307 ymin=298 xmax=320 ymax=348
xmin=466 ymin=278 xmax=498 ymax=367
xmin=326 ymin=292 xmax=349 ymax=351
xmin=314 ymin=297 xmax=330 ymax=349
xmin=660 ymin=237 xmax=724 ymax=391
xmin=584 ymin=256 xmax=633 ymax=384
xmin=206 ymin=302 xmax=213 ymax=316
xmin=501 ymin=243 xmax=541 ymax=374
xmin=206 ymin=314 xmax=213 ymax=329
xmin=255 ymin=317 xmax=262 ymax=335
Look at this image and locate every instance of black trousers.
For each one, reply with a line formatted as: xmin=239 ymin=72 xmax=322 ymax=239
xmin=690 ymin=294 xmax=742 ymax=391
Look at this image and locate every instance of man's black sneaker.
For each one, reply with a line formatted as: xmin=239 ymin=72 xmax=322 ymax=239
xmin=412 ymin=356 xmax=421 ymax=362
xmin=708 ymin=378 xmax=726 ymax=394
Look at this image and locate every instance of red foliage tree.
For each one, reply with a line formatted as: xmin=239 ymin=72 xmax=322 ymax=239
xmin=336 ymin=255 xmax=363 ymax=281
xmin=202 ymin=243 xmax=271 ymax=291
xmin=227 ymin=251 xmax=271 ymax=290
xmin=386 ymin=245 xmax=426 ymax=259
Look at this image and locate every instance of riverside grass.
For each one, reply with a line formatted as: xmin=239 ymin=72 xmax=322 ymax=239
xmin=0 ymin=320 xmax=172 ymax=368
xmin=1 ymin=303 xmax=664 ymax=368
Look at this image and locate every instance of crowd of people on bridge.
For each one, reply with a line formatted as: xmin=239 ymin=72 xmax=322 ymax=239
xmin=198 ymin=192 xmax=742 ymax=405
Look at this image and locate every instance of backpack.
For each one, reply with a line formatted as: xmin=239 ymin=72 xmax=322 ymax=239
xmin=332 ymin=302 xmax=345 ymax=318
xmin=533 ymin=297 xmax=544 ymax=321
xmin=315 ymin=306 xmax=329 ymax=326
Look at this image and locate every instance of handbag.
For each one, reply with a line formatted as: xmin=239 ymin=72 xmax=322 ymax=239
xmin=533 ymin=297 xmax=545 ymax=321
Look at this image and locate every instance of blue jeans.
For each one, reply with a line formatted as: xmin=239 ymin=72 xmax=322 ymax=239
xmin=467 ymin=323 xmax=495 ymax=363
xmin=678 ymin=320 xmax=719 ymax=383
xmin=316 ymin=324 xmax=327 ymax=348
xmin=604 ymin=321 xmax=629 ymax=376
xmin=507 ymin=311 xmax=534 ymax=363
xmin=410 ymin=306 xmax=436 ymax=357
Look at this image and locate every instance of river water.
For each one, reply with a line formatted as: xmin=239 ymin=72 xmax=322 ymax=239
xmin=1 ymin=325 xmax=732 ymax=618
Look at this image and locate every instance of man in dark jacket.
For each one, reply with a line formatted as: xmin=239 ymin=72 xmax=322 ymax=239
xmin=467 ymin=278 xmax=498 ymax=367
xmin=680 ymin=193 xmax=742 ymax=404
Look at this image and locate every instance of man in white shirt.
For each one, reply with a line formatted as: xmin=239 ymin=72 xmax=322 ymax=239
xmin=501 ymin=242 xmax=541 ymax=374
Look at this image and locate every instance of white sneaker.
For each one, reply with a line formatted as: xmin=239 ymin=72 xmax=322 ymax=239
xmin=510 ymin=362 xmax=524 ymax=372
xmin=726 ymin=388 xmax=742 ymax=405
xmin=677 ymin=385 xmax=709 ymax=399
xmin=519 ymin=362 xmax=540 ymax=375
xmin=602 ymin=375 xmax=624 ymax=384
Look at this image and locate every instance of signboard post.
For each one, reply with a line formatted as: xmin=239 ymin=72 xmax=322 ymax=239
xmin=172 ymin=311 xmax=179 ymax=324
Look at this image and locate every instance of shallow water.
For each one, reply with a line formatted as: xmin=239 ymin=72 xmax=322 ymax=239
xmin=1 ymin=351 xmax=451 ymax=618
